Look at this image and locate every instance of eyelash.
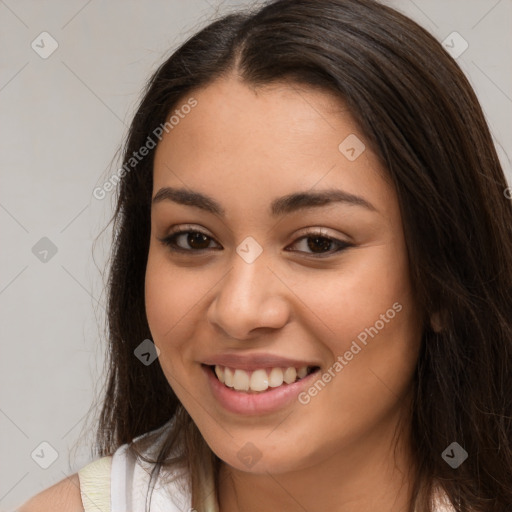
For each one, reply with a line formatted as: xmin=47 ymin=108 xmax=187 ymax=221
xmin=158 ymin=226 xmax=352 ymax=258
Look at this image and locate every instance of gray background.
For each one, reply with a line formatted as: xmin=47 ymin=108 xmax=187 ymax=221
xmin=1 ymin=0 xmax=511 ymax=510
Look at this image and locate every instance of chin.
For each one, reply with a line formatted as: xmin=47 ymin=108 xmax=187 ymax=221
xmin=206 ymin=436 xmax=322 ymax=475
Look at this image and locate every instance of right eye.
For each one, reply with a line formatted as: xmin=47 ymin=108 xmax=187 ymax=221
xmin=158 ymin=229 xmax=221 ymax=253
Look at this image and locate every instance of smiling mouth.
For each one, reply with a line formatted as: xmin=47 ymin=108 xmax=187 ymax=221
xmin=206 ymin=364 xmax=320 ymax=394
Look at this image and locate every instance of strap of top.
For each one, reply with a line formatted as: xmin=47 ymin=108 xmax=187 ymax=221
xmin=110 ymin=442 xmax=194 ymax=512
xmin=77 ymin=456 xmax=113 ymax=512
xmin=110 ymin=444 xmax=131 ymax=512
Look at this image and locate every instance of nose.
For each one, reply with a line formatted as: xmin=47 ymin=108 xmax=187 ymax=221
xmin=206 ymin=249 xmax=290 ymax=341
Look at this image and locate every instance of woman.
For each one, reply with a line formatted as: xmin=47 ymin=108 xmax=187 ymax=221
xmin=18 ymin=0 xmax=512 ymax=511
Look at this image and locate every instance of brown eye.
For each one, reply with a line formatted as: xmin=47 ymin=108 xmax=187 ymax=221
xmin=306 ymin=235 xmax=334 ymax=253
xmin=287 ymin=232 xmax=352 ymax=256
xmin=181 ymin=232 xmax=211 ymax=250
xmin=159 ymin=230 xmax=219 ymax=252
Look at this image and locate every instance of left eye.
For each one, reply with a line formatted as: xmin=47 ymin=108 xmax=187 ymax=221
xmin=289 ymin=233 xmax=351 ymax=255
xmin=159 ymin=230 xmax=351 ymax=256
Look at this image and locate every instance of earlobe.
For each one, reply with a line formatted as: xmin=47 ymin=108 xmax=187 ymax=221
xmin=430 ymin=311 xmax=444 ymax=333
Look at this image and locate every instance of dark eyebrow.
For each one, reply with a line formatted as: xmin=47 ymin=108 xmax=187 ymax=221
xmin=151 ymin=186 xmax=377 ymax=216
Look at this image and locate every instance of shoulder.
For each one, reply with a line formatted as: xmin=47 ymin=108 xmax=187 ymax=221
xmin=17 ymin=422 xmax=175 ymax=512
xmin=17 ymin=473 xmax=83 ymax=512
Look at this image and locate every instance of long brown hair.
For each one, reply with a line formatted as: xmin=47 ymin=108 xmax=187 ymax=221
xmin=91 ymin=1 xmax=512 ymax=510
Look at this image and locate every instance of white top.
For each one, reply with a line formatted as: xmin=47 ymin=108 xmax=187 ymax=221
xmin=78 ymin=420 xmax=203 ymax=512
xmin=109 ymin=443 xmax=192 ymax=512
xmin=78 ymin=420 xmax=456 ymax=512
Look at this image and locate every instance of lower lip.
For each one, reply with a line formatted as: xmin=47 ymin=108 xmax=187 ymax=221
xmin=202 ymin=364 xmax=321 ymax=415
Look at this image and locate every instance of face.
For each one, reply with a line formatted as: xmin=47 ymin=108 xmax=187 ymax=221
xmin=145 ymin=75 xmax=423 ymax=475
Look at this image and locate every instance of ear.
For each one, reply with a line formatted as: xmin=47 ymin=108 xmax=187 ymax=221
xmin=430 ymin=311 xmax=444 ymax=333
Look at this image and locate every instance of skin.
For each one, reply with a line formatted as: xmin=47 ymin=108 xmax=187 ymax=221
xmin=145 ymin=75 xmax=424 ymax=511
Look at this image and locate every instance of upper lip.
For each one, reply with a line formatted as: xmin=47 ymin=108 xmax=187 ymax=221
xmin=202 ymin=353 xmax=321 ymax=372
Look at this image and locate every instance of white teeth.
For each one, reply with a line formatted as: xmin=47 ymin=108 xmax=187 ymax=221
xmin=268 ymin=367 xmax=284 ymax=387
xmin=250 ymin=369 xmax=269 ymax=391
xmin=215 ymin=365 xmax=225 ymax=383
xmin=233 ymin=369 xmax=250 ymax=391
xmin=283 ymin=367 xmax=297 ymax=384
xmin=297 ymin=366 xmax=308 ymax=379
xmin=224 ymin=367 xmax=234 ymax=387
xmin=213 ymin=364 xmax=314 ymax=393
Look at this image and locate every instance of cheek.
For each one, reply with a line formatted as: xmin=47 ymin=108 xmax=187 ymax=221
xmin=321 ymin=244 xmax=419 ymax=410
xmin=285 ymin=240 xmax=415 ymax=347
xmin=144 ymin=249 xmax=199 ymax=365
xmin=145 ymin=252 xmax=174 ymax=340
xmin=288 ymin=240 xmax=420 ymax=407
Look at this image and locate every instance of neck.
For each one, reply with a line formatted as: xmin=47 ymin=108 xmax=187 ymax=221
xmin=217 ymin=406 xmax=417 ymax=512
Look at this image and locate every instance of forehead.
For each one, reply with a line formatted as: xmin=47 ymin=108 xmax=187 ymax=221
xmin=157 ymin=77 xmax=355 ymax=155
xmin=152 ymin=76 xmax=396 ymax=217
